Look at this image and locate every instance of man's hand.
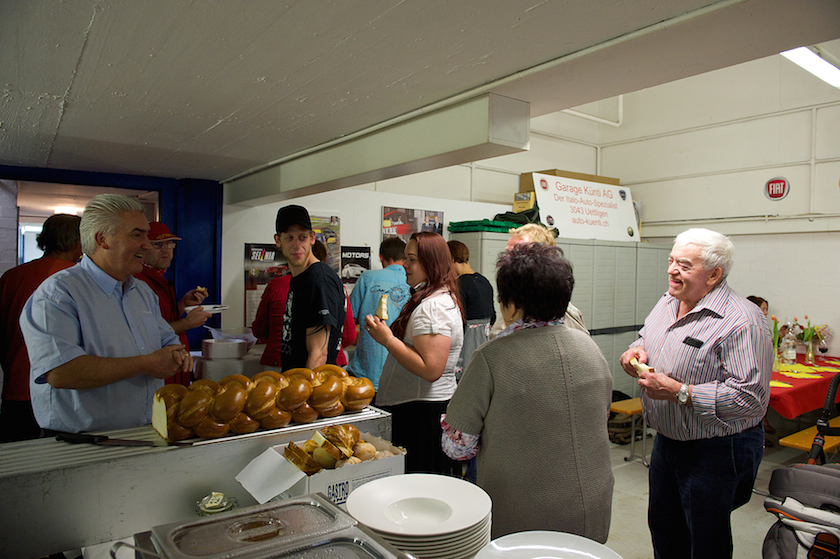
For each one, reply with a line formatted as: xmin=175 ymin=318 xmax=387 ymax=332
xmin=620 ymin=347 xmax=649 ymax=378
xmin=638 ymin=371 xmax=682 ymax=402
xmin=147 ymin=344 xmax=193 ymax=378
xmin=179 ymin=288 xmax=209 ymax=310
xmin=179 ymin=308 xmax=212 ymax=330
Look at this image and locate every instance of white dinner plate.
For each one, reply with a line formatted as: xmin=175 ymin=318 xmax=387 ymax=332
xmin=475 ymin=531 xmax=624 ymax=559
xmin=185 ymin=304 xmax=228 ymax=314
xmin=346 ymin=473 xmax=492 ymax=537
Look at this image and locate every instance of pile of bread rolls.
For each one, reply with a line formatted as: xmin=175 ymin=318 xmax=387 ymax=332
xmin=284 ymin=424 xmax=396 ymax=475
xmin=152 ymin=365 xmax=376 ymax=441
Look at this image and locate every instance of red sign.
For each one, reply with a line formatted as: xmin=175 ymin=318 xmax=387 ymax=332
xmin=765 ymin=177 xmax=790 ymax=201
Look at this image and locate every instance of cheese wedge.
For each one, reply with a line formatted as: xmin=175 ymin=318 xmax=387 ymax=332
xmin=375 ymin=294 xmax=388 ymax=320
xmin=629 ymin=357 xmax=654 ymax=374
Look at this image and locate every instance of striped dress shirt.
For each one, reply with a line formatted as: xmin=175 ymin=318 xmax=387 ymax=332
xmin=630 ymin=280 xmax=772 ymax=441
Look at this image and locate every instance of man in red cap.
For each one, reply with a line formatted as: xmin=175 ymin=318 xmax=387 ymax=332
xmin=135 ymin=221 xmax=210 ymax=385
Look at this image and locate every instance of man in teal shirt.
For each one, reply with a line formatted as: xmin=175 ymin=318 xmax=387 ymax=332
xmin=347 ymin=238 xmax=410 ymax=389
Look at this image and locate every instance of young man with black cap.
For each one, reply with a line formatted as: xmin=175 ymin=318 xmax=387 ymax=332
xmin=274 ymin=204 xmax=345 ymax=371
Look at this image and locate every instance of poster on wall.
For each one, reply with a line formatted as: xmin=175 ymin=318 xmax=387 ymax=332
xmin=528 ymin=173 xmax=639 ymax=242
xmin=340 ymin=246 xmax=371 ymax=297
xmin=244 ymin=243 xmax=287 ymax=329
xmin=382 ymin=207 xmax=444 ymax=243
xmin=312 ymin=215 xmax=341 ymax=274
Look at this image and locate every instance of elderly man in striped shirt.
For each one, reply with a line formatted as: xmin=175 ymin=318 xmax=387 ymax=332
xmin=620 ymin=227 xmax=772 ymax=559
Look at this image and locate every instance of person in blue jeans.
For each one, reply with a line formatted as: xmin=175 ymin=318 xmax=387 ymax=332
xmin=346 ymin=238 xmax=410 ymax=390
xmin=620 ymin=228 xmax=772 ymax=559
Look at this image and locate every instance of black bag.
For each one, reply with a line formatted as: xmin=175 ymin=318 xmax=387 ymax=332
xmin=492 ymin=206 xmax=541 ymax=225
xmin=763 ymin=464 xmax=840 ymax=558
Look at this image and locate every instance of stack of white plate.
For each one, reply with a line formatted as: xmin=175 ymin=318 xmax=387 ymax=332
xmin=475 ymin=530 xmax=624 ymax=559
xmin=346 ymin=473 xmax=492 ymax=559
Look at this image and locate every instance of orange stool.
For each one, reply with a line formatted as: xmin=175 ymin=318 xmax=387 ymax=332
xmin=610 ymin=398 xmax=650 ymax=466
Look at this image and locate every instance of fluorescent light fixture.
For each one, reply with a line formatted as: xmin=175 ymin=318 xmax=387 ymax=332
xmin=781 ymin=47 xmax=840 ymax=88
xmin=54 ymin=206 xmax=80 ymax=215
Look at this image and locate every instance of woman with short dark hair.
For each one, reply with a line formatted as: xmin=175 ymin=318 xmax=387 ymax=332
xmin=443 ymin=243 xmax=614 ymax=541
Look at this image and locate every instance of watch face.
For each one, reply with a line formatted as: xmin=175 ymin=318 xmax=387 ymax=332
xmin=678 ymin=385 xmax=688 ymax=404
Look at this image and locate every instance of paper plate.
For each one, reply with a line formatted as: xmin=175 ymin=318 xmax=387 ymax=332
xmin=185 ymin=304 xmax=228 ymax=314
xmin=475 ymin=531 xmax=624 ymax=559
xmin=346 ymin=473 xmax=491 ymax=537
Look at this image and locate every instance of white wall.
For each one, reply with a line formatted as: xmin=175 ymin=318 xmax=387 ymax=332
xmin=222 ymin=47 xmax=840 ymax=355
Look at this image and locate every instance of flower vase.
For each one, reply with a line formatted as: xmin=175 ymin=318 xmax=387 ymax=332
xmin=772 ymin=347 xmax=781 ymax=372
xmin=806 ymin=340 xmax=815 ymax=365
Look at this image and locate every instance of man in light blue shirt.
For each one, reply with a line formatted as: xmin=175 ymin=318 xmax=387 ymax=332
xmin=20 ymin=194 xmax=193 ymax=433
xmin=346 ymin=238 xmax=410 ymax=389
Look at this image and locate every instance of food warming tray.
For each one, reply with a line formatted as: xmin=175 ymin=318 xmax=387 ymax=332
xmin=147 ymin=493 xmax=412 ymax=559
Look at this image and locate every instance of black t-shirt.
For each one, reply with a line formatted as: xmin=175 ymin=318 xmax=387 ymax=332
xmin=458 ymin=273 xmax=496 ymax=324
xmin=280 ymin=262 xmax=345 ymax=371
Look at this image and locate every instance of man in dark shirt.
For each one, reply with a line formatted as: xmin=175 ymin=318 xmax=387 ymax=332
xmin=275 ymin=205 xmax=345 ymax=371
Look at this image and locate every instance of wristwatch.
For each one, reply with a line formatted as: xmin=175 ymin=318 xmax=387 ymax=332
xmin=677 ymin=383 xmax=689 ymax=405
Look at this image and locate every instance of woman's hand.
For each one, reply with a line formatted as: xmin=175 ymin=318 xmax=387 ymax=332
xmin=364 ymin=314 xmax=394 ymax=347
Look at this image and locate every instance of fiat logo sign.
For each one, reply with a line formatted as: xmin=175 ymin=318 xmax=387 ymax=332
xmin=765 ymin=177 xmax=790 ymax=201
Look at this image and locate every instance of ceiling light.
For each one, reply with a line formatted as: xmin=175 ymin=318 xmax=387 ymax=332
xmin=54 ymin=206 xmax=81 ymax=215
xmin=781 ymin=46 xmax=840 ymax=89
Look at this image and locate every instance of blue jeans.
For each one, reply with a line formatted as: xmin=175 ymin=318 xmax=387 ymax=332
xmin=648 ymin=424 xmax=764 ymax=559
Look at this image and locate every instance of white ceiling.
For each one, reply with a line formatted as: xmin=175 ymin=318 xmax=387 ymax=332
xmin=1 ymin=0 xmax=839 ymax=192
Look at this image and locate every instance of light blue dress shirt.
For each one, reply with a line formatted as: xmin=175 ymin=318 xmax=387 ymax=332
xmin=20 ymin=255 xmax=180 ymax=433
xmin=346 ymin=265 xmax=410 ymax=389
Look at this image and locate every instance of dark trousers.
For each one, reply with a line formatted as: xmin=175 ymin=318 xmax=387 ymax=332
xmin=648 ymin=424 xmax=764 ymax=559
xmin=379 ymin=400 xmax=457 ymax=476
xmin=0 ymin=399 xmax=42 ymax=442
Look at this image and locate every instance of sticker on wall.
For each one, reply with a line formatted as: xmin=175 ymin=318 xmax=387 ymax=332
xmin=765 ymin=177 xmax=790 ymax=201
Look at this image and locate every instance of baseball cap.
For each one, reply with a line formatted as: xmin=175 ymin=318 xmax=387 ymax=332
xmin=148 ymin=222 xmax=182 ymax=242
xmin=275 ymin=205 xmax=312 ymax=234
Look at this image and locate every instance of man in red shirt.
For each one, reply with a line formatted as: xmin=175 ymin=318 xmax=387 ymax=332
xmin=134 ymin=222 xmax=210 ymax=386
xmin=0 ymin=214 xmax=82 ymax=441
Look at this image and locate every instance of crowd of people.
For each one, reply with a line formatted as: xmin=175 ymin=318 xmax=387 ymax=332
xmin=0 ymin=193 xmax=775 ymax=556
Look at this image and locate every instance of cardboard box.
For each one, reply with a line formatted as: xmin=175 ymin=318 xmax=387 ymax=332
xmin=236 ymin=432 xmax=405 ymax=508
xmin=513 ymin=191 xmax=536 ymax=212
xmin=519 ymin=169 xmax=620 ymax=192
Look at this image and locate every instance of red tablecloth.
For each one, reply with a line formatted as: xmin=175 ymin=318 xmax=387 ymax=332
xmin=769 ymin=354 xmax=840 ymax=419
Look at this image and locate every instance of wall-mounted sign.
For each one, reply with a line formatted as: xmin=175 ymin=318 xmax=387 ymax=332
xmin=528 ymin=173 xmax=639 ymax=242
xmin=765 ymin=177 xmax=790 ymax=201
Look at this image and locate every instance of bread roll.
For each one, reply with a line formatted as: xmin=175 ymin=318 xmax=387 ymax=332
xmin=194 ymin=416 xmax=230 ymax=438
xmin=310 ymin=375 xmax=344 ymax=412
xmin=177 ymin=390 xmax=213 ymax=428
xmin=260 ymin=408 xmax=292 ymax=429
xmin=353 ymin=441 xmax=376 ymax=461
xmin=210 ymin=384 xmax=247 ymax=421
xmin=152 ymin=365 xmax=376 ymax=440
xmin=291 ymin=402 xmax=319 ymax=423
xmin=341 ymin=376 xmax=375 ymax=411
xmin=375 ymin=294 xmax=388 ymax=320
xmin=336 ymin=456 xmax=363 ymax=468
xmin=277 ymin=376 xmax=312 ymax=411
xmin=245 ymin=381 xmax=278 ymax=419
xmin=228 ymin=411 xmax=260 ymax=434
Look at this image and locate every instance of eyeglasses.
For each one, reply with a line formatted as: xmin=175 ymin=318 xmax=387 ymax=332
xmin=151 ymin=241 xmax=177 ymax=250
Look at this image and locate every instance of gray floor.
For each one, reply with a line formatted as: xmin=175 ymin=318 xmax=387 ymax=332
xmin=605 ymin=408 xmax=825 ymax=559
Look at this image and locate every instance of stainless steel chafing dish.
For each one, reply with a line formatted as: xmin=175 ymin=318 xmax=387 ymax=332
xmin=120 ymin=493 xmax=413 ymax=559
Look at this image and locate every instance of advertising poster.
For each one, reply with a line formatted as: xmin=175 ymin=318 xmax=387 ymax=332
xmin=382 ymin=207 xmax=444 ymax=243
xmin=340 ymin=246 xmax=371 ymax=298
xmin=244 ymin=243 xmax=287 ymax=328
xmin=528 ymin=173 xmax=639 ymax=242
xmin=311 ymin=215 xmax=341 ymax=274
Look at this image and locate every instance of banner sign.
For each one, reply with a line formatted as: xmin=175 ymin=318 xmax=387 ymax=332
xmin=528 ymin=172 xmax=639 ymax=242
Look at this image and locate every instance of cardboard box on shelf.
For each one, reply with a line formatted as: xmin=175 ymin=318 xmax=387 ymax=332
xmin=513 ymin=191 xmax=536 ymax=212
xmin=519 ymin=169 xmax=620 ymax=192
xmin=237 ymin=432 xmax=405 ymax=508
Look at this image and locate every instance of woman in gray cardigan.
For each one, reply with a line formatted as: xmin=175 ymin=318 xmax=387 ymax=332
xmin=442 ymin=243 xmax=614 ymax=542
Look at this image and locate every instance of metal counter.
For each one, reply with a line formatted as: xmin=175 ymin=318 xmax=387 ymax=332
xmin=0 ymin=407 xmax=392 ymax=558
